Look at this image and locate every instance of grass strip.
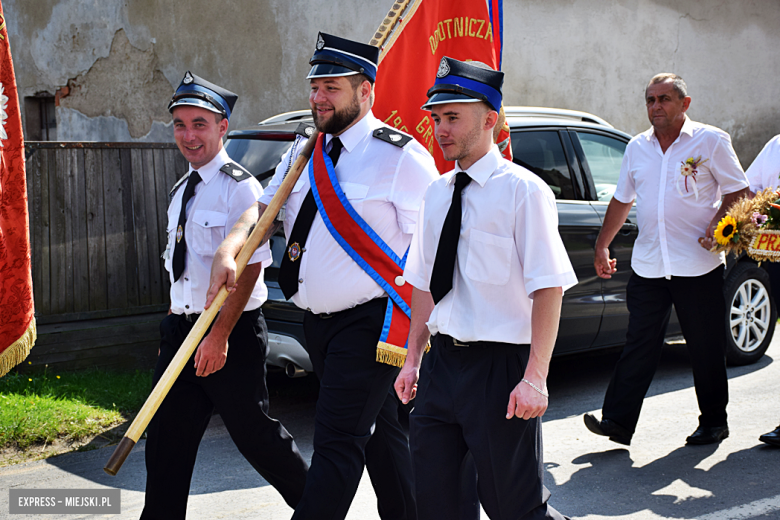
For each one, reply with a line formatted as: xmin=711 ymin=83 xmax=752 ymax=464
xmin=0 ymin=368 xmax=153 ymax=450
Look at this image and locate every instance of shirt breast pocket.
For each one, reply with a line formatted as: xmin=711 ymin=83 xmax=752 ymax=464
xmin=465 ymin=229 xmax=514 ymax=285
xmin=292 ymin=178 xmax=305 ymax=194
xmin=189 ymin=210 xmax=228 ymax=256
xmin=341 ymin=182 xmax=370 ymax=213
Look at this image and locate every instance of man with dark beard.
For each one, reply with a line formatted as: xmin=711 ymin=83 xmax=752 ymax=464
xmin=206 ymin=33 xmax=437 ymax=520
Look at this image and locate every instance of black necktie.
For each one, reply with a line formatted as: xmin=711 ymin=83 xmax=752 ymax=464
xmin=278 ymin=137 xmax=344 ymax=299
xmin=172 ymin=171 xmax=202 ymax=282
xmin=430 ymin=172 xmax=471 ymax=304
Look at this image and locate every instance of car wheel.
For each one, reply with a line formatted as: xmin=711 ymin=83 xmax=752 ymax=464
xmin=723 ymin=262 xmax=776 ymax=366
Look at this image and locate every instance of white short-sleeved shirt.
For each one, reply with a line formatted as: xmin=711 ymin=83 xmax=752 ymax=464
xmin=614 ymin=117 xmax=748 ymax=279
xmin=746 ymin=134 xmax=780 ymax=192
xmin=404 ymin=146 xmax=577 ymax=344
xmin=260 ymin=111 xmax=438 ymax=314
xmin=165 ymin=147 xmax=271 ymax=314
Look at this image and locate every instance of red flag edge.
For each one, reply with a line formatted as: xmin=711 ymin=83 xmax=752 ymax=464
xmin=0 ymin=318 xmax=36 ymax=377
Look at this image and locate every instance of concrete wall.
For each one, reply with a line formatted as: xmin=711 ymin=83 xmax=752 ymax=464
xmin=7 ymin=0 xmax=780 ymax=165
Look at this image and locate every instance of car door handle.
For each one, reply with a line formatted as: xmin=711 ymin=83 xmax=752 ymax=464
xmin=620 ymin=220 xmax=638 ymax=234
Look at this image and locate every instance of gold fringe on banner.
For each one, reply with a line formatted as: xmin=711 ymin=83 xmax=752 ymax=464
xmin=0 ymin=319 xmax=37 ymax=377
xmin=376 ymin=340 xmax=431 ymax=368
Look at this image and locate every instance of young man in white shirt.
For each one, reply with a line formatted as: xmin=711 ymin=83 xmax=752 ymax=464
xmin=586 ymin=73 xmax=749 ymax=446
xmin=142 ymin=72 xmax=308 ymax=520
xmin=395 ymin=57 xmax=576 ymax=520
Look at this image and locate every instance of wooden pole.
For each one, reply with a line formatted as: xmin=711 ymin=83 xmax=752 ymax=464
xmin=104 ymin=134 xmax=317 ymax=475
xmin=369 ymin=0 xmax=414 ymax=49
xmin=105 ymin=0 xmax=417 ymax=477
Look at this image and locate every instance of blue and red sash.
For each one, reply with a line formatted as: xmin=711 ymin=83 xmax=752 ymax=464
xmin=309 ymin=133 xmax=412 ymax=367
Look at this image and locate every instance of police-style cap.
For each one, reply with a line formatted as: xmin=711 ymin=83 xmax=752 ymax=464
xmin=307 ymin=32 xmax=380 ymax=83
xmin=422 ymin=57 xmax=504 ymax=112
xmin=168 ymin=71 xmax=238 ymax=120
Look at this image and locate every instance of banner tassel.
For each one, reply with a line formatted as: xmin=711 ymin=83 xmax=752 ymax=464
xmin=376 ymin=340 xmax=431 ymax=368
xmin=0 ymin=319 xmax=36 ymax=377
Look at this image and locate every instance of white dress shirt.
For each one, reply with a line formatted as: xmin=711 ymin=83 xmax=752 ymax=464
xmin=614 ymin=117 xmax=748 ymax=279
xmin=165 ymin=147 xmax=271 ymax=314
xmin=260 ymin=111 xmax=438 ymax=314
xmin=746 ymin=134 xmax=780 ymax=192
xmin=404 ymin=146 xmax=577 ymax=344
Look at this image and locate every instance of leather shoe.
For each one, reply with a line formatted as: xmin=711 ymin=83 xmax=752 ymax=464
xmin=686 ymin=425 xmax=729 ymax=445
xmin=759 ymin=426 xmax=780 ymax=447
xmin=583 ymin=413 xmax=632 ymax=446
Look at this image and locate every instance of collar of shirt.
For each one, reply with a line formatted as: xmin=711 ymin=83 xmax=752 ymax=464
xmin=645 ymin=115 xmax=694 ymax=148
xmin=186 ymin=147 xmax=230 ymax=185
xmin=324 ymin=111 xmax=378 ymax=155
xmin=452 ymin=145 xmax=501 ymax=187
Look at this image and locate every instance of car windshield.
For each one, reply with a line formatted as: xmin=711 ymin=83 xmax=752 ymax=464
xmin=224 ymin=137 xmax=294 ymax=187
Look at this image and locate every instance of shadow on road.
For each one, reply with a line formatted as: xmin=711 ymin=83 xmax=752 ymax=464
xmin=552 ymin=443 xmax=780 ymax=518
xmin=545 ymin=344 xmax=773 ymax=422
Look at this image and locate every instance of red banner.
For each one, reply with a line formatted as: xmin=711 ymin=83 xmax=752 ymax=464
xmin=374 ymin=0 xmax=506 ymax=173
xmin=0 ymin=0 xmax=36 ymax=377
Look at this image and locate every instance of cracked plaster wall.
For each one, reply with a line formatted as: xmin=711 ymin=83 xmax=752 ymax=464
xmin=59 ymin=29 xmax=173 ymax=139
xmin=5 ymin=0 xmax=780 ymax=165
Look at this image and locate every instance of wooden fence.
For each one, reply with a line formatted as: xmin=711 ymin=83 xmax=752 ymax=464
xmin=22 ymin=142 xmax=188 ymax=372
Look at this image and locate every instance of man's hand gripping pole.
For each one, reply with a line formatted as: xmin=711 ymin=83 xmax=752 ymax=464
xmin=103 ymin=131 xmax=319 ymax=476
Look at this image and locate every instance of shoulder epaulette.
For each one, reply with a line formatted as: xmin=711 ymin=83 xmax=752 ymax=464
xmin=219 ymin=162 xmax=254 ymax=182
xmin=295 ymin=122 xmax=316 ymax=139
xmin=169 ymin=174 xmax=189 ymax=201
xmin=373 ymin=127 xmax=413 ymax=148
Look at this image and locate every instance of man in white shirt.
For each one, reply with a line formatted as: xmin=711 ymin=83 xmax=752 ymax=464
xmin=141 ymin=73 xmax=308 ymax=519
xmin=586 ymin=73 xmax=749 ymax=446
xmin=206 ymin=33 xmax=438 ymax=520
xmin=744 ymin=134 xmax=780 ymax=448
xmin=747 ymin=135 xmax=780 ymax=194
xmin=395 ymin=57 xmax=576 ymax=520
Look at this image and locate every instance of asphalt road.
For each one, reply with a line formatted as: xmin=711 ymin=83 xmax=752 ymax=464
xmin=2 ymin=334 xmax=780 ymax=519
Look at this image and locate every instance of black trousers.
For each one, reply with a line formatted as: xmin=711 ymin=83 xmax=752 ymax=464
xmin=141 ymin=309 xmax=309 ymax=520
xmin=410 ymin=334 xmax=568 ymax=520
xmin=603 ymin=266 xmax=729 ymax=434
xmin=292 ymin=298 xmax=416 ymax=520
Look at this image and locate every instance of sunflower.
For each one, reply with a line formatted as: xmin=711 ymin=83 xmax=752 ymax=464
xmin=715 ymin=215 xmax=738 ymax=245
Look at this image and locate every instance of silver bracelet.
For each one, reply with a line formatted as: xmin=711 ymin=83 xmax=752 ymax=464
xmin=521 ymin=378 xmax=549 ymax=398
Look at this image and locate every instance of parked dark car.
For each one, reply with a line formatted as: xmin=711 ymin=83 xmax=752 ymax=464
xmin=224 ymin=108 xmax=776 ymax=375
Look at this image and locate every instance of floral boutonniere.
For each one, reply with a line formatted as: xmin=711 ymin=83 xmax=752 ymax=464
xmin=677 ymin=155 xmax=709 ymax=200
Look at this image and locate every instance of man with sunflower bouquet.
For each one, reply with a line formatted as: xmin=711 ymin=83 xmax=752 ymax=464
xmin=585 ymin=73 xmax=749 ymax=447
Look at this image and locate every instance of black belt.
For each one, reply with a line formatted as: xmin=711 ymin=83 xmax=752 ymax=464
xmin=438 ymin=334 xmax=527 ymax=349
xmin=305 ymin=297 xmax=388 ymax=320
